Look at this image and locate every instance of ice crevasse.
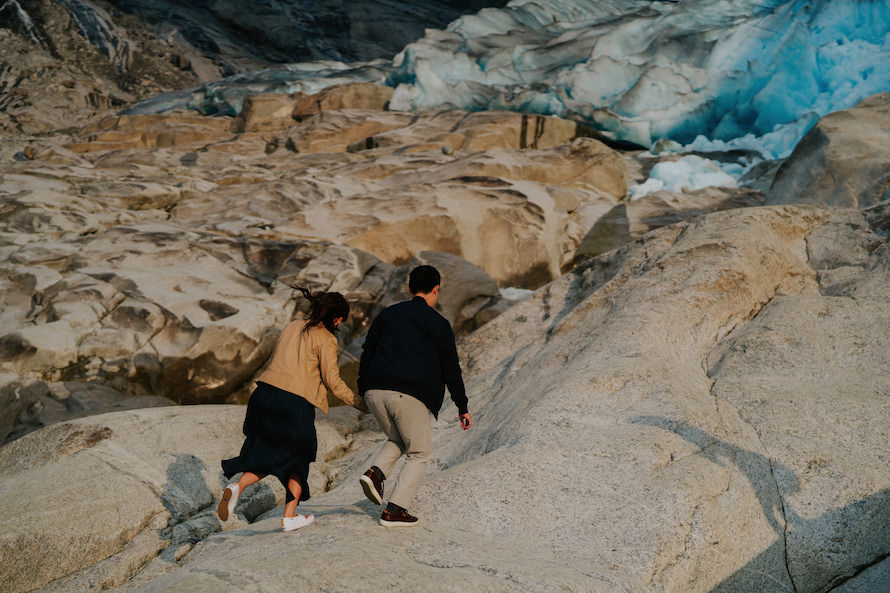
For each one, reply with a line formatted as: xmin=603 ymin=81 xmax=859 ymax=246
xmin=387 ymin=0 xmax=890 ymax=159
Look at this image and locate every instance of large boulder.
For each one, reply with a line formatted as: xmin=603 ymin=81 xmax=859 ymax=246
xmin=230 ymin=94 xmax=300 ymax=134
xmin=768 ymin=92 xmax=890 ymax=208
xmin=292 ymin=82 xmax=395 ymax=120
xmin=577 ymin=186 xmax=765 ymax=258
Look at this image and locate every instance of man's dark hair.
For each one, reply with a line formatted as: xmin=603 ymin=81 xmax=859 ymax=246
xmin=409 ymin=265 xmax=441 ymax=294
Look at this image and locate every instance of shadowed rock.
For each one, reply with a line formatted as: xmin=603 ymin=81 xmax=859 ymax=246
xmin=768 ymin=92 xmax=890 ymax=208
xmin=577 ymin=186 xmax=765 ymax=258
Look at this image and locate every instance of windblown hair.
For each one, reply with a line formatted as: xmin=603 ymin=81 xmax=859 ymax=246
xmin=295 ymin=286 xmax=349 ymax=334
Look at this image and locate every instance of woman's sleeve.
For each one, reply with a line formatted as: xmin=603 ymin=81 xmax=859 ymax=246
xmin=318 ymin=335 xmax=361 ymax=409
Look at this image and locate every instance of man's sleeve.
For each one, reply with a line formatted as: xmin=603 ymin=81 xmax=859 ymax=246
xmin=437 ymin=321 xmax=468 ymax=415
xmin=358 ymin=315 xmax=381 ymax=395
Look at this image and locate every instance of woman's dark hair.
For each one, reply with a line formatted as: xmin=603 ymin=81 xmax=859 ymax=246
xmin=295 ymin=286 xmax=349 ymax=334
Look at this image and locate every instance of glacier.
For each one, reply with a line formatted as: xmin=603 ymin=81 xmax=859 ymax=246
xmin=388 ymin=0 xmax=890 ymax=158
xmin=128 ymin=0 xmax=890 ymax=161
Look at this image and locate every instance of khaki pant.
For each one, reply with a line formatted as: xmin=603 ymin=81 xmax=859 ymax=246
xmin=365 ymin=389 xmax=432 ymax=510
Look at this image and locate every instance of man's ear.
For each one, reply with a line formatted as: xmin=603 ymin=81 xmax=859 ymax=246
xmin=407 ymin=282 xmax=415 ymax=295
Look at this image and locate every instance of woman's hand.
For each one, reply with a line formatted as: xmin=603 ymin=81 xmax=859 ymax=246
xmin=459 ymin=413 xmax=472 ymax=430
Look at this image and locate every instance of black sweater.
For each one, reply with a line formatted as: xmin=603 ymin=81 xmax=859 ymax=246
xmin=358 ymin=296 xmax=468 ymax=418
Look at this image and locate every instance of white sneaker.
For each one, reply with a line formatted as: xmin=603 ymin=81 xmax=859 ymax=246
xmin=282 ymin=514 xmax=315 ymax=532
xmin=217 ymin=484 xmax=239 ymax=521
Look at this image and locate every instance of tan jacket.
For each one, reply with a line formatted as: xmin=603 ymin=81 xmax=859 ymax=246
xmin=257 ymin=319 xmax=361 ymax=413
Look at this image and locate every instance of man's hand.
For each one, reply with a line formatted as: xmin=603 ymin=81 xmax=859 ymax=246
xmin=459 ymin=413 xmax=472 ymax=430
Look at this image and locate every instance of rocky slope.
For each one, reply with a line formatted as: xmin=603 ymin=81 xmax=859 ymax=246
xmin=6 ymin=81 xmax=890 ymax=433
xmin=3 ymin=201 xmax=887 ymax=593
xmin=0 ymin=404 xmax=377 ymax=593
xmin=1 ymin=66 xmax=889 ymax=593
xmin=0 ymin=83 xmax=632 ymax=439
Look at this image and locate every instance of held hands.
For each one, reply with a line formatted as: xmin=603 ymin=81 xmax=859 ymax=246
xmin=459 ymin=413 xmax=472 ymax=431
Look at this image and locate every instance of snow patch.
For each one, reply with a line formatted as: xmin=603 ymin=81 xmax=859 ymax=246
xmin=499 ymin=287 xmax=535 ymax=301
xmin=629 ymin=156 xmax=738 ymax=199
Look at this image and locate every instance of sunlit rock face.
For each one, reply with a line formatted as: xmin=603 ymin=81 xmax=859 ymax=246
xmin=64 ymin=97 xmax=626 ymax=287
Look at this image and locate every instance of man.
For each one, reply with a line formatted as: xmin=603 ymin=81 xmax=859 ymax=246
xmin=358 ymin=264 xmax=472 ymax=526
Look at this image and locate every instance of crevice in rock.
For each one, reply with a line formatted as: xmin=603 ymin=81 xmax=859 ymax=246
xmin=767 ymin=451 xmax=797 ymax=593
xmin=710 ymin=384 xmax=798 ymax=593
xmin=704 ymin=287 xmax=800 ymax=592
xmin=704 ymin=276 xmax=780 ymax=376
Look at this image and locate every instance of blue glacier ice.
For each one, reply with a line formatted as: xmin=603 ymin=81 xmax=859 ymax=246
xmin=388 ymin=0 xmax=890 ymax=158
xmin=128 ymin=0 xmax=890 ymax=160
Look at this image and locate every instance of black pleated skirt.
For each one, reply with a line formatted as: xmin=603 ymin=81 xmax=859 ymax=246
xmin=221 ymin=381 xmax=317 ymax=503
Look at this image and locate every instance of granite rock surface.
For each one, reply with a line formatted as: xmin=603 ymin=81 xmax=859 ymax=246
xmin=6 ymin=202 xmax=887 ymax=593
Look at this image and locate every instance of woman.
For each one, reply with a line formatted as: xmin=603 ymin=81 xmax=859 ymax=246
xmin=218 ymin=287 xmax=365 ymax=532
